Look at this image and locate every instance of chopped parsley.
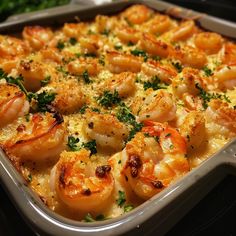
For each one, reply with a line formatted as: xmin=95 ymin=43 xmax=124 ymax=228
xmin=130 ymin=48 xmax=148 ymax=62
xmin=116 ymin=103 xmax=143 ymax=141
xmin=195 ymin=83 xmax=231 ymax=109
xmin=67 ymin=136 xmax=80 ymax=151
xmin=82 ymin=140 xmax=97 ymax=155
xmin=143 ymin=76 xmax=167 ymax=91
xmin=69 ymin=37 xmax=77 ymax=45
xmin=83 ymin=53 xmax=96 ymax=58
xmin=116 ymin=190 xmax=126 ymax=207
xmin=27 ymin=173 xmax=32 ymax=183
xmin=36 ymin=91 xmax=56 ymax=112
xmin=67 ymin=136 xmax=97 ymax=154
xmin=124 ymin=204 xmax=134 ymax=213
xmin=40 ymin=75 xmax=51 ymax=86
xmin=56 ymin=40 xmax=65 ymax=50
xmin=172 ymin=61 xmax=183 ymax=73
xmin=78 ymin=105 xmax=88 ymax=114
xmin=98 ymin=55 xmax=105 ymax=66
xmin=114 ymin=44 xmax=123 ymax=50
xmin=84 ymin=213 xmax=106 ymax=222
xmin=98 ymin=90 xmax=121 ymax=108
xmin=101 ymin=29 xmax=110 ymax=36
xmin=202 ymin=66 xmax=213 ymax=77
xmin=82 ymin=70 xmax=91 ymax=84
xmin=127 ymin=41 xmax=134 ymax=46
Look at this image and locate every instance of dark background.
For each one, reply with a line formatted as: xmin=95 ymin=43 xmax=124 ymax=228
xmin=0 ymin=0 xmax=236 ymax=235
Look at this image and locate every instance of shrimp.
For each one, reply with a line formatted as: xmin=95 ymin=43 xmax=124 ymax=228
xmin=179 ymin=111 xmax=206 ymax=151
xmin=40 ymin=48 xmax=62 ymax=64
xmin=62 ymin=23 xmax=88 ymax=38
xmin=121 ymin=5 xmax=153 ymax=25
xmin=83 ymin=111 xmax=128 ymax=151
xmin=115 ymin=26 xmax=140 ymax=44
xmin=141 ymin=61 xmax=177 ymax=84
xmin=79 ymin=35 xmax=100 ymax=55
xmin=17 ymin=59 xmax=53 ymax=92
xmin=106 ymin=51 xmax=142 ymax=74
xmin=214 ymin=65 xmax=236 ymax=90
xmin=23 ymin=26 xmax=54 ymax=50
xmin=172 ymin=45 xmax=207 ymax=69
xmin=0 ymin=84 xmax=29 ymax=128
xmin=102 ymin=72 xmax=136 ymax=98
xmin=138 ymin=90 xmax=177 ymax=122
xmin=205 ymin=99 xmax=236 ymax=137
xmin=0 ymin=35 xmax=29 ymax=60
xmin=67 ymin=57 xmax=99 ymax=76
xmin=222 ymin=42 xmax=236 ymax=65
xmin=144 ymin=14 xmax=172 ymax=35
xmin=120 ymin=122 xmax=189 ymax=199
xmin=95 ymin=15 xmax=116 ymax=34
xmin=50 ymin=149 xmax=114 ymax=212
xmin=172 ymin=67 xmax=206 ymax=98
xmin=4 ymin=112 xmax=66 ymax=161
xmin=52 ymin=79 xmax=86 ymax=114
xmin=171 ymin=20 xmax=196 ymax=42
xmin=140 ymin=33 xmax=171 ymax=58
xmin=194 ymin=32 xmax=223 ymax=55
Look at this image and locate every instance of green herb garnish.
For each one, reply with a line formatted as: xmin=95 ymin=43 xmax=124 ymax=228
xmin=82 ymin=70 xmax=91 ymax=84
xmin=98 ymin=90 xmax=121 ymax=108
xmin=82 ymin=140 xmax=97 ymax=155
xmin=56 ymin=40 xmax=65 ymax=50
xmin=40 ymin=75 xmax=51 ymax=86
xmin=130 ymin=48 xmax=148 ymax=62
xmin=69 ymin=37 xmax=77 ymax=45
xmin=143 ymin=76 xmax=167 ymax=91
xmin=67 ymin=136 xmax=80 ymax=151
xmin=172 ymin=61 xmax=183 ymax=73
xmin=116 ymin=190 xmax=126 ymax=207
xmin=202 ymin=66 xmax=213 ymax=77
xmin=36 ymin=91 xmax=56 ymax=112
xmin=124 ymin=204 xmax=134 ymax=213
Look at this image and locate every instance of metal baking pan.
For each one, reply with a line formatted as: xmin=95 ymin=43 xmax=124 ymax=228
xmin=0 ymin=0 xmax=236 ymax=235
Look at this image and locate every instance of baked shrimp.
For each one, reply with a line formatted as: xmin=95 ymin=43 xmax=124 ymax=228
xmin=0 ymin=84 xmax=29 ymax=128
xmin=50 ymin=149 xmax=114 ymax=212
xmin=4 ymin=112 xmax=66 ymax=161
xmin=121 ymin=121 xmax=189 ymax=199
xmin=83 ymin=111 xmax=128 ymax=151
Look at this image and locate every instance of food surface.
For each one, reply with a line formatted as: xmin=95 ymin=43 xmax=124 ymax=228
xmin=0 ymin=4 xmax=236 ymax=221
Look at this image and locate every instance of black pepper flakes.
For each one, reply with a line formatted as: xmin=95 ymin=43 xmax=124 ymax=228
xmin=88 ymin=122 xmax=94 ymax=129
xmin=82 ymin=188 xmax=91 ymax=195
xmin=151 ymin=180 xmax=164 ymax=189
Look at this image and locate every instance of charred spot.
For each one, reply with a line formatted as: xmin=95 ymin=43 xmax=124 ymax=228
xmin=16 ymin=124 xmax=26 ymax=132
xmin=59 ymin=166 xmax=66 ymax=188
xmin=128 ymin=155 xmax=142 ymax=168
xmin=151 ymin=180 xmax=164 ymax=189
xmin=125 ymin=175 xmax=128 ymax=181
xmin=95 ymin=165 xmax=111 ymax=178
xmin=39 ymin=195 xmax=48 ymax=206
xmin=130 ymin=166 xmax=138 ymax=178
xmin=88 ymin=122 xmax=94 ymax=129
xmin=82 ymin=188 xmax=91 ymax=196
xmin=175 ymin=45 xmax=181 ymax=50
xmin=161 ymin=43 xmax=168 ymax=49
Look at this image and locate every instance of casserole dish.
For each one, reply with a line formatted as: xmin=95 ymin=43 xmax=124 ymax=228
xmin=0 ymin=0 xmax=236 ymax=235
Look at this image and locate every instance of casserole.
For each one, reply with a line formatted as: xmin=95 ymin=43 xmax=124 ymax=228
xmin=0 ymin=0 xmax=236 ymax=235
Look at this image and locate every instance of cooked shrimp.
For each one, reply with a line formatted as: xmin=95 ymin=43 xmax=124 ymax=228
xmin=40 ymin=48 xmax=62 ymax=64
xmin=138 ymin=90 xmax=177 ymax=122
xmin=115 ymin=26 xmax=140 ymax=44
xmin=144 ymin=14 xmax=171 ymax=35
xmin=62 ymin=23 xmax=88 ymax=37
xmin=205 ymin=99 xmax=236 ymax=137
xmin=50 ymin=149 xmax=114 ymax=212
xmin=102 ymin=72 xmax=136 ymax=98
xmin=121 ymin=5 xmax=153 ymax=25
xmin=172 ymin=45 xmax=207 ymax=69
xmin=4 ymin=112 xmax=66 ymax=161
xmin=79 ymin=35 xmax=100 ymax=55
xmin=17 ymin=59 xmax=53 ymax=92
xmin=106 ymin=51 xmax=141 ymax=73
xmin=52 ymin=80 xmax=86 ymax=114
xmin=83 ymin=111 xmax=128 ymax=151
xmin=23 ymin=26 xmax=54 ymax=50
xmin=67 ymin=57 xmax=99 ymax=76
xmin=214 ymin=65 xmax=236 ymax=90
xmin=0 ymin=84 xmax=29 ymax=128
xmin=0 ymin=35 xmax=29 ymax=60
xmin=194 ymin=32 xmax=223 ymax=55
xmin=121 ymin=122 xmax=189 ymax=199
xmin=140 ymin=33 xmax=170 ymax=58
xmin=222 ymin=42 xmax=236 ymax=65
xmin=172 ymin=67 xmax=206 ymax=98
xmin=141 ymin=61 xmax=177 ymax=84
xmin=171 ymin=20 xmax=196 ymax=42
xmin=179 ymin=111 xmax=206 ymax=150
